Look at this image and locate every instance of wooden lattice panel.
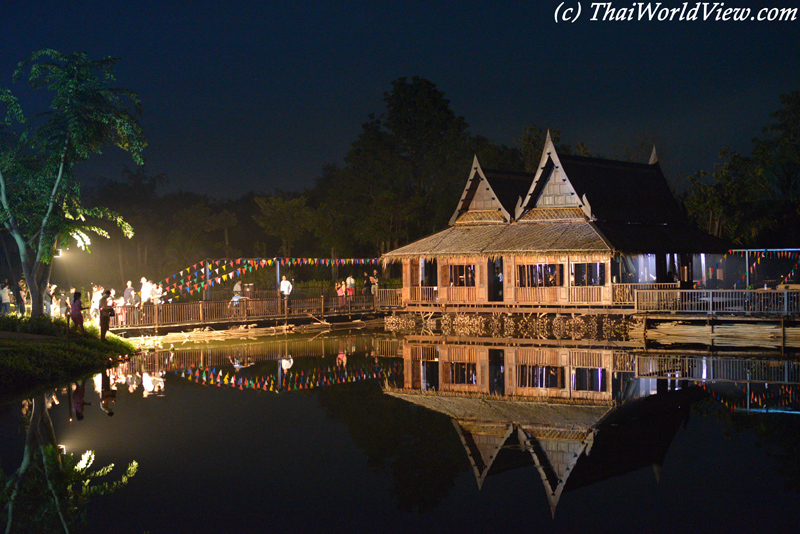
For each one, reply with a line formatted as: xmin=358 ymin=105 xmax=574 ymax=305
xmin=517 ymin=348 xmax=562 ymax=366
xmin=411 ymin=345 xmax=439 ymax=361
xmin=454 ymin=210 xmax=505 ymax=224
xmin=520 ymin=207 xmax=585 ymax=221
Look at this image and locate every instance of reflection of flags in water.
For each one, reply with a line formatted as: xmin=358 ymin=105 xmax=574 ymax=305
xmin=174 ymin=360 xmax=403 ymax=393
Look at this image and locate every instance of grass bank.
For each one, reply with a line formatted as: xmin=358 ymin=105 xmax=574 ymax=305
xmin=0 ymin=314 xmax=137 ymax=401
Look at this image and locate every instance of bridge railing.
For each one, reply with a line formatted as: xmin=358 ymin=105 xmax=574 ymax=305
xmin=376 ymin=288 xmax=402 ymax=308
xmin=109 ymin=294 xmax=386 ymax=330
xmin=634 ymin=289 xmax=800 ymax=314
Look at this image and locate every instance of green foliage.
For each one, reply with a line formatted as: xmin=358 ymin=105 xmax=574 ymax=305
xmin=0 ymin=49 xmax=146 ymax=317
xmin=0 ymin=447 xmax=138 ymax=533
xmin=683 ymin=148 xmax=770 ymax=244
xmin=253 ymin=195 xmax=312 ymax=258
xmin=684 ymin=90 xmax=800 ymax=247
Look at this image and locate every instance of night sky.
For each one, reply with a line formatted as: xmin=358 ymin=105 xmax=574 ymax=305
xmin=3 ymin=1 xmax=799 ymax=197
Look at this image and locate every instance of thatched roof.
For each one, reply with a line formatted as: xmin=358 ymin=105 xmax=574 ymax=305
xmin=384 ymin=390 xmax=612 ymax=426
xmin=382 ymin=222 xmax=612 ymax=261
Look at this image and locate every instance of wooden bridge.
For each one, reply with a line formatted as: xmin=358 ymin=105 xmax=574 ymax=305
xmin=109 ymin=289 xmax=402 ymax=333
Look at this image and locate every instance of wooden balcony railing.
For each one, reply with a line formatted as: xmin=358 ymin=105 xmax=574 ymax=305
xmin=376 ymin=288 xmax=403 ymax=308
xmin=409 ymin=286 xmax=438 ymax=303
xmin=515 ymin=286 xmax=561 ymax=303
xmin=441 ymin=286 xmax=477 ymax=303
xmin=568 ymin=285 xmax=606 ymax=303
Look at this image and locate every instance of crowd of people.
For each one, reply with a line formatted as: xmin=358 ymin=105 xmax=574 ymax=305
xmin=3 ymin=270 xmax=388 ymax=334
xmin=335 ymin=270 xmax=379 ymax=303
xmin=1 ymin=276 xmax=169 ymax=341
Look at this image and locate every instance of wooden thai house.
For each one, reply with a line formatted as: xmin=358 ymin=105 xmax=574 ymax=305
xmin=382 ymin=132 xmax=729 ymax=311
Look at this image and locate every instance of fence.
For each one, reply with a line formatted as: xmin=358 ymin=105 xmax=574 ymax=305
xmin=110 ymin=293 xmax=400 ymax=330
xmin=635 ymin=289 xmax=800 ymax=315
xmin=612 ymin=283 xmax=679 ymax=304
xmin=636 ymin=355 xmax=800 ymax=384
xmin=409 ymin=286 xmax=438 ymax=303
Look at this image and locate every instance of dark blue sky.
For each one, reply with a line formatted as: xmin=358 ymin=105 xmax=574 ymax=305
xmin=3 ymin=1 xmax=799 ymax=197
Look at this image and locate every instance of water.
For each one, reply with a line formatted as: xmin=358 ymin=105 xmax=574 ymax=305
xmin=2 ymin=332 xmax=799 ymax=533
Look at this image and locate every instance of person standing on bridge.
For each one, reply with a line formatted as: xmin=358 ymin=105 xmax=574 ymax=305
xmin=123 ymin=280 xmax=134 ymax=304
xmin=370 ymin=270 xmax=379 ymax=296
xmin=280 ymin=275 xmax=292 ymax=313
xmin=140 ymin=277 xmax=152 ymax=305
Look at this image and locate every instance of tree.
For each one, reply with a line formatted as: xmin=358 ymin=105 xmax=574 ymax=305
xmin=752 ymin=90 xmax=800 ymax=245
xmin=1 ymin=394 xmax=137 ymax=533
xmin=253 ymin=194 xmax=311 ymax=257
xmin=311 ymin=77 xmax=477 ymax=255
xmin=0 ymin=50 xmax=145 ymax=316
xmin=683 ymin=148 xmax=769 ymax=244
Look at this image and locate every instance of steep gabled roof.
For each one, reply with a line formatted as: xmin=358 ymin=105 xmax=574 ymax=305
xmin=480 ymin=168 xmax=534 ymax=219
xmin=556 ymin=155 xmax=684 ymax=224
xmin=518 ymin=131 xmax=685 ymax=225
xmin=452 ymin=421 xmax=515 ymax=489
xmin=449 ymin=156 xmax=531 ymax=225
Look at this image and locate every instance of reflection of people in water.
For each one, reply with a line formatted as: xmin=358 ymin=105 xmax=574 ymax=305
xmin=229 ymin=354 xmax=255 ymax=370
xmin=100 ymin=371 xmax=115 ymax=417
xmin=71 ymin=378 xmax=91 ymax=421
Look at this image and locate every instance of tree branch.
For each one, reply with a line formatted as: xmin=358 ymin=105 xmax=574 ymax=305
xmin=35 ymin=135 xmax=70 ymax=266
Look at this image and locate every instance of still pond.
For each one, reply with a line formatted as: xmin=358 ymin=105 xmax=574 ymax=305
xmin=1 ymin=331 xmax=799 ymax=533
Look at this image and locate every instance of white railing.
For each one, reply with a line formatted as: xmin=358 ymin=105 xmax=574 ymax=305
xmin=635 ymin=289 xmax=800 ymax=315
xmin=636 ymin=355 xmax=800 ymax=383
xmin=613 ymin=282 xmax=679 ymax=304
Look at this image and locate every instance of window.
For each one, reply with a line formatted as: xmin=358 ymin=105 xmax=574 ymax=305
xmin=449 ymin=265 xmax=476 ymax=287
xmin=572 ymin=368 xmax=607 ymax=391
xmin=516 ymin=264 xmax=563 ymax=287
xmin=571 ymin=263 xmax=606 ymax=286
xmin=517 ymin=365 xmax=564 ymax=388
xmin=451 ymin=362 xmax=477 ymax=385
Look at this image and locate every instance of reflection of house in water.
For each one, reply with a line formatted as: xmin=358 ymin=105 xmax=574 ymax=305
xmin=391 ymin=335 xmax=800 ymax=516
xmin=403 ymin=336 xmax=633 ymax=403
xmin=388 ymin=379 xmax=701 ymax=517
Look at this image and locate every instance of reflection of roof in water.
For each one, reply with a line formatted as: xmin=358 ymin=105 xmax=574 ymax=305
xmin=384 ymin=391 xmax=613 ymax=427
xmin=386 ymin=388 xmax=700 ymax=518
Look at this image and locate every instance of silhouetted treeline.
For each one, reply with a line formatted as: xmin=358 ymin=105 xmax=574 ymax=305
xmin=75 ymin=79 xmax=800 ymax=289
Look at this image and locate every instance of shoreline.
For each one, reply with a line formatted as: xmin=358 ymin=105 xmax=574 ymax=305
xmin=0 ymin=325 xmax=137 ymax=403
